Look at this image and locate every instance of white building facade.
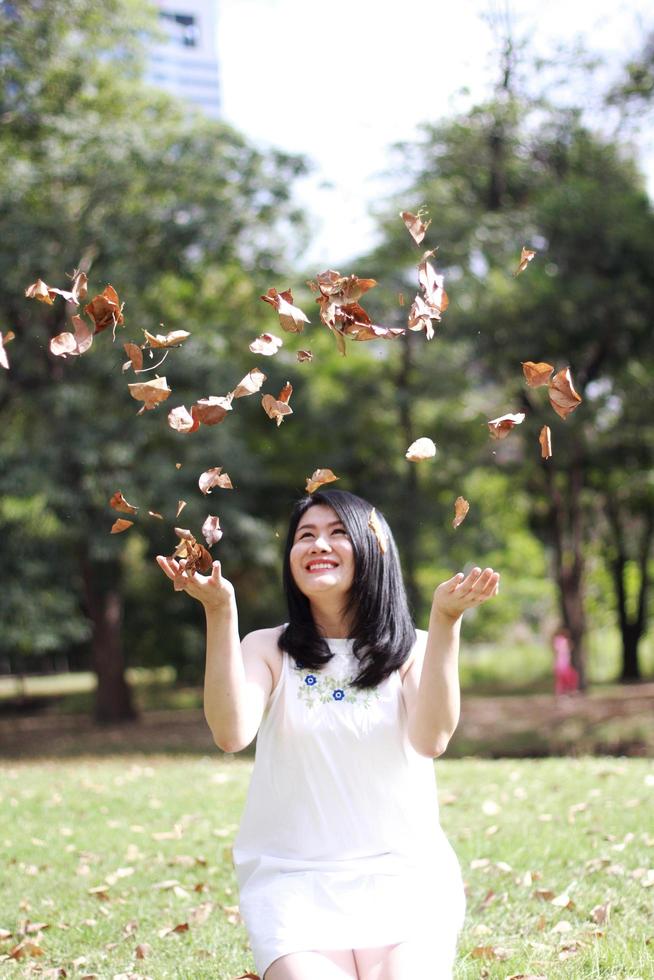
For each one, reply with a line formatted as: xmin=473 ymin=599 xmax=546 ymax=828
xmin=147 ymin=0 xmax=220 ymax=119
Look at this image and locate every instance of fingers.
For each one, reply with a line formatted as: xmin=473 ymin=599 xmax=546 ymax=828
xmin=455 ymin=566 xmax=500 ymax=604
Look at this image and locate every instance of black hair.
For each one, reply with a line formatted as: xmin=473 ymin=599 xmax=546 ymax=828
xmin=278 ymin=489 xmax=416 ymax=688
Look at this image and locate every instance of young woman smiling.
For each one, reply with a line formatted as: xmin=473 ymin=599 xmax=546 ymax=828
xmin=157 ymin=489 xmax=500 ymax=979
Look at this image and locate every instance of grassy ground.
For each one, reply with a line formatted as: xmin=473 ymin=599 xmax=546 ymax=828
xmin=1 ymin=756 xmax=652 ymax=979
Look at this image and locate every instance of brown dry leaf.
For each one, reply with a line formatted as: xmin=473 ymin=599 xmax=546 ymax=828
xmin=148 ymin=511 xmax=163 ymax=521
xmin=0 ymin=330 xmax=14 ymax=370
xmin=189 ymin=902 xmax=214 ymax=926
xmin=514 ymin=246 xmax=536 ymax=276
xmin=306 ymin=469 xmax=339 ymax=494
xmin=134 ymin=943 xmax=151 ymax=960
xmin=128 ymin=377 xmax=171 ymax=414
xmin=297 ymin=349 xmax=313 ymax=362
xmin=551 ymin=892 xmax=575 ymax=909
xmin=202 ymin=516 xmax=223 ymax=547
xmin=25 ymin=279 xmax=55 ymax=305
xmin=231 ymin=368 xmax=266 ymax=399
xmin=487 ymin=412 xmax=525 ymax=439
xmin=49 ymin=332 xmax=78 ymax=358
xmin=470 ymin=945 xmax=512 ymax=961
xmin=539 ymin=425 xmax=552 ymax=459
xmin=548 ymin=367 xmax=582 ymax=419
xmin=453 ymin=496 xmax=469 ymax=528
xmin=71 ymin=269 xmax=88 ymax=303
xmin=260 ymin=287 xmax=310 ymax=333
xmin=308 ymin=270 xmax=378 ymax=354
xmin=143 ymin=328 xmax=190 ymax=348
xmin=109 ymin=492 xmax=138 ymax=515
xmin=368 ymin=509 xmax=388 ymax=554
xmin=249 ymin=332 xmax=282 ymax=356
xmin=231 ymin=974 xmax=261 ymax=980
xmin=191 ymin=395 xmax=234 ymax=427
xmin=522 ymin=360 xmax=554 ymax=387
xmin=84 ymin=285 xmax=124 ymax=335
xmin=0 ymin=927 xmax=12 ymax=940
xmin=123 ymin=342 xmax=144 ymax=373
xmin=405 ymin=437 xmax=436 ymax=461
xmin=533 ymin=888 xmax=556 ymax=901
xmin=49 ymin=315 xmax=93 ymax=359
xmin=172 ymin=529 xmax=213 ymax=576
xmin=176 ymin=500 xmax=186 ymax=519
xmin=590 ymin=902 xmax=611 ymax=924
xmin=88 ymin=885 xmax=110 ymax=899
xmin=417 ymin=250 xmax=449 ymax=313
xmin=8 ymin=940 xmax=45 ymax=959
xmin=168 ymin=406 xmax=199 ymax=434
xmin=158 ymin=922 xmax=189 ymax=938
xmin=110 ymin=519 xmax=134 ymax=534
xmin=222 ymin=904 xmax=242 ymax=926
xmin=199 ymin=467 xmax=233 ymax=495
xmin=262 ymin=389 xmax=293 ymax=428
xmin=400 ymin=209 xmax=431 ymax=245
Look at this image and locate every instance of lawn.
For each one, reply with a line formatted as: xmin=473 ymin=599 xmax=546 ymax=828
xmin=1 ymin=756 xmax=653 ymax=979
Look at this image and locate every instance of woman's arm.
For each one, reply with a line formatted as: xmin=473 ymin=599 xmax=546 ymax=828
xmin=156 ymin=557 xmax=274 ymax=753
xmin=404 ymin=566 xmax=500 ymax=758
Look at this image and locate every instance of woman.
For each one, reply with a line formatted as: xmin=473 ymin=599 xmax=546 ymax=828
xmin=157 ymin=489 xmax=500 ymax=979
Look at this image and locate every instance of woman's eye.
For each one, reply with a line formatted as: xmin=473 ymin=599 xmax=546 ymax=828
xmin=332 ymin=528 xmax=347 ymax=536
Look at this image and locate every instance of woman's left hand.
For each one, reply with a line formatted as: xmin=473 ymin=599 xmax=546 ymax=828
xmin=432 ymin=566 xmax=500 ymax=622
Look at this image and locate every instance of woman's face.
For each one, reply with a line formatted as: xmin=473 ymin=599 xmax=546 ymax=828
xmin=289 ymin=504 xmax=355 ymax=600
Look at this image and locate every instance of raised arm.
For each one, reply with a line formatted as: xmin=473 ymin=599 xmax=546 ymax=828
xmin=403 ymin=566 xmax=500 ymax=758
xmin=156 ymin=556 xmax=274 ymax=753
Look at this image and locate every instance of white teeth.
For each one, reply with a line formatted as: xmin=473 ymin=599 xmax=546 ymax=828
xmin=308 ymin=562 xmax=337 ymax=570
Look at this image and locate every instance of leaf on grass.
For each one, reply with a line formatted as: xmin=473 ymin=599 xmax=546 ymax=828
xmin=297 ymin=349 xmax=313 ymax=362
xmin=306 ymin=469 xmax=339 ymax=494
xmin=249 ymin=333 xmax=282 ymax=356
xmin=551 ymin=892 xmax=575 ymax=909
xmin=231 ymin=368 xmax=266 ymax=399
xmin=231 ymin=974 xmax=261 ymax=980
xmin=453 ymin=496 xmax=469 ymax=528
xmin=110 ymin=519 xmax=134 ymax=534
xmin=135 ymin=943 xmax=151 ymax=959
xmin=84 ymin=285 xmax=124 ymax=335
xmin=158 ymin=922 xmax=189 ymax=938
xmin=123 ymin=342 xmax=144 ymax=373
xmin=514 ymin=246 xmax=536 ymax=276
xmin=143 ymin=329 xmax=190 ymax=348
xmin=172 ymin=529 xmax=213 ymax=576
xmin=109 ymin=492 xmax=138 ymax=515
xmin=202 ymin=516 xmax=223 ymax=547
xmin=487 ymin=413 xmax=525 ymax=439
xmin=368 ymin=508 xmax=388 ymax=554
xmin=260 ymin=287 xmax=310 ymax=333
xmin=262 ymin=383 xmax=293 ymax=427
xmin=8 ymin=940 xmax=44 ymax=959
xmin=25 ymin=279 xmax=55 ymax=305
xmin=199 ymin=467 xmax=233 ymax=495
xmin=405 ymin=437 xmax=436 ymax=461
xmin=168 ymin=406 xmax=199 ymax=434
xmin=128 ymin=377 xmax=171 ymax=414
xmin=470 ymin=945 xmax=512 ymax=961
xmin=590 ymin=902 xmax=611 ymax=924
xmin=539 ymin=425 xmax=552 ymax=459
xmin=522 ymin=360 xmax=553 ymax=387
xmin=400 ymin=209 xmax=431 ymax=245
xmin=548 ymin=367 xmax=582 ymax=419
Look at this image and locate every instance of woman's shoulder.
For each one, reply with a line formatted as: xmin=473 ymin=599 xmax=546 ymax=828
xmin=241 ymin=625 xmax=285 ymax=685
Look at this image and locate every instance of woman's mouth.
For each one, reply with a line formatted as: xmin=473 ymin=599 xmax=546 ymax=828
xmin=306 ymin=560 xmax=338 ymax=573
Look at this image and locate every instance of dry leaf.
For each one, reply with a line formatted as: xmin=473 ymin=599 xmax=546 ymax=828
xmin=522 ymin=360 xmax=554 ymax=387
xmin=8 ymin=940 xmax=44 ymax=959
xmin=176 ymin=500 xmax=186 ymax=519
xmin=25 ymin=279 xmax=55 ymax=305
xmin=405 ymin=437 xmax=436 ymax=461
xmin=123 ymin=342 xmax=143 ymax=373
xmin=470 ymin=945 xmax=512 ymax=961
xmin=487 ymin=413 xmax=525 ymax=439
xmin=199 ymin=467 xmax=233 ymax=495
xmin=548 ymin=367 xmax=582 ymax=419
xmin=128 ymin=377 xmax=171 ymax=413
xmin=191 ymin=395 xmax=233 ymax=426
xmin=172 ymin=529 xmax=212 ymax=576
xmin=0 ymin=330 xmax=14 ymax=370
xmin=84 ymin=285 xmax=124 ymax=335
xmin=134 ymin=943 xmax=151 ymax=959
xmin=109 ymin=492 xmax=138 ymax=515
xmin=400 ymin=209 xmax=431 ymax=245
xmin=539 ymin=425 xmax=552 ymax=459
xmin=590 ymin=902 xmax=611 ymax=924
xmin=368 ymin=509 xmax=388 ymax=553
xmin=296 ymin=349 xmax=313 ymax=362
xmin=514 ymin=246 xmax=536 ymax=276
xmin=249 ymin=333 xmax=282 ymax=356
xmin=260 ymin=287 xmax=310 ymax=333
xmin=49 ymin=315 xmax=93 ymax=358
xmin=143 ymin=329 xmax=190 ymax=348
xmin=305 ymin=469 xmax=339 ymax=494
xmin=202 ymin=516 xmax=223 ymax=547
xmin=452 ymin=496 xmax=469 ymax=528
xmin=231 ymin=368 xmax=266 ymax=399
xmin=262 ymin=384 xmax=293 ymax=427
xmin=110 ymin=519 xmax=134 ymax=534
xmin=168 ymin=406 xmax=199 ymax=434
xmin=308 ymin=270 xmax=378 ymax=354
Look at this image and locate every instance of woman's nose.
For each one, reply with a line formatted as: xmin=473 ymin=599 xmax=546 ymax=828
xmin=311 ymin=534 xmax=331 ymax=552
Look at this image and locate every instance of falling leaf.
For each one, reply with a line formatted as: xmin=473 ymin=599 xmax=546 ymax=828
xmin=306 ymin=469 xmax=339 ymax=494
xmin=400 ymin=209 xmax=431 ymax=245
xmin=522 ymin=361 xmax=554 ymax=387
xmin=123 ymin=342 xmax=143 ymax=373
xmin=368 ymin=508 xmax=388 ymax=553
xmin=172 ymin=529 xmax=212 ymax=576
xmin=109 ymin=492 xmax=138 ymax=515
xmin=110 ymin=519 xmax=134 ymax=534
xmin=48 ymin=315 xmax=94 ymax=359
xmin=260 ymin=287 xmax=310 ymax=333
xmin=143 ymin=328 xmax=190 ymax=348
xmin=249 ymin=333 xmax=282 ymax=356
xmin=262 ymin=383 xmax=293 ymax=427
xmin=539 ymin=425 xmax=552 ymax=459
xmin=417 ymin=250 xmax=449 ymax=315
xmin=453 ymin=497 xmax=469 ymax=528
xmin=84 ymin=285 xmax=124 ymax=335
xmin=25 ymin=279 xmax=55 ymax=305
xmin=308 ymin=270 xmax=378 ymax=354
xmin=199 ymin=467 xmax=233 ymax=495
xmin=49 ymin=332 xmax=78 ymax=358
xmin=514 ymin=246 xmax=536 ymax=276
xmin=0 ymin=330 xmax=14 ymax=370
xmin=176 ymin=500 xmax=186 ymax=519
xmin=231 ymin=368 xmax=266 ymax=399
xmin=128 ymin=377 xmax=171 ymax=413
xmin=405 ymin=437 xmax=436 ymax=461
xmin=202 ymin=516 xmax=223 ymax=547
xmin=70 ymin=269 xmax=88 ymax=303
xmin=297 ymin=349 xmax=313 ymax=362
xmin=548 ymin=367 xmax=582 ymax=419
xmin=168 ymin=406 xmax=199 ymax=434
xmin=487 ymin=413 xmax=525 ymax=439
xmin=175 ymin=462 xmax=182 ymax=470
xmin=191 ymin=395 xmax=234 ymax=427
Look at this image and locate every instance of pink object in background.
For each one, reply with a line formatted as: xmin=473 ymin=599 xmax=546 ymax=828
xmin=552 ymin=629 xmax=579 ymax=695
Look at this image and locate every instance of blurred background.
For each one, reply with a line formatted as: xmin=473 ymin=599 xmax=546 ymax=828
xmin=1 ymin=0 xmax=653 ymax=756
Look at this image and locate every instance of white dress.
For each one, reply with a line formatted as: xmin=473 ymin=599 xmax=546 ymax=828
xmin=233 ymin=637 xmax=466 ymax=977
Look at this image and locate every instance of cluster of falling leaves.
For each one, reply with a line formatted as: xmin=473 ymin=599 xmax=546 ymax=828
xmin=18 ymin=213 xmax=583 ymax=560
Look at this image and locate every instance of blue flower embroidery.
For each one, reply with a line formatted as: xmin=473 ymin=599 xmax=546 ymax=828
xmin=304 ymin=674 xmax=317 ymax=686
xmin=332 ymin=689 xmax=345 ymax=701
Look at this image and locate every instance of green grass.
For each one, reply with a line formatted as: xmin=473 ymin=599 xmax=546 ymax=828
xmin=1 ymin=757 xmax=653 ymax=978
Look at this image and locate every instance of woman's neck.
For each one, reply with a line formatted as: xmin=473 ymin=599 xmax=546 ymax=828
xmin=310 ymin=598 xmax=352 ymax=639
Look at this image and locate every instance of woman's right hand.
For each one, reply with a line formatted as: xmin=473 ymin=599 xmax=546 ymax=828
xmin=156 ymin=556 xmax=235 ymax=613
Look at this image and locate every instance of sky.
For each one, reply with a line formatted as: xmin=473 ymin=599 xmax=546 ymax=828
xmin=216 ymin=0 xmax=653 ymax=267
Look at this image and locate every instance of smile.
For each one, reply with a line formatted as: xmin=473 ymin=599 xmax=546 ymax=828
xmin=306 ymin=561 xmax=338 ymax=572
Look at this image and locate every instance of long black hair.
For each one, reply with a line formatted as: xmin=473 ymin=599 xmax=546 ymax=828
xmin=278 ymin=489 xmax=416 ymax=688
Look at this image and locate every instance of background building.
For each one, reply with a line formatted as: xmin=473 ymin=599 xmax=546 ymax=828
xmin=147 ymin=0 xmax=220 ymax=118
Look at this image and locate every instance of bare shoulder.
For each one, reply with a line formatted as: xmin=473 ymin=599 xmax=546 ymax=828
xmin=400 ymin=628 xmax=428 ymax=680
xmin=241 ymin=624 xmax=285 ymax=687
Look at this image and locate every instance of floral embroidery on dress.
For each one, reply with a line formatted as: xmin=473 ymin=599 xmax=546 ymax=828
xmin=294 ymin=666 xmax=380 ymax=709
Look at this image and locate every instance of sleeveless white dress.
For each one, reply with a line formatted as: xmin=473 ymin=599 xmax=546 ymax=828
xmin=233 ymin=637 xmax=466 ymax=977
